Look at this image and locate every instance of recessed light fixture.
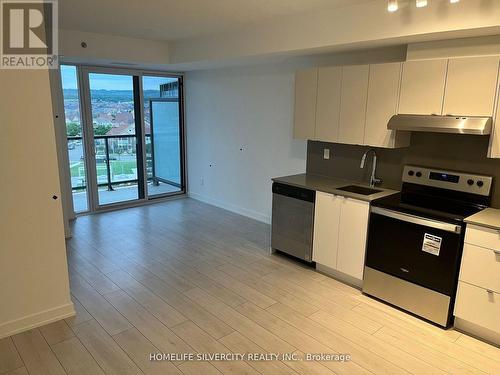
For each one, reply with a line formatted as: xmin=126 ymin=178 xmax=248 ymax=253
xmin=416 ymin=0 xmax=428 ymax=8
xmin=388 ymin=0 xmax=398 ymax=12
xmin=450 ymin=0 xmax=459 ymax=3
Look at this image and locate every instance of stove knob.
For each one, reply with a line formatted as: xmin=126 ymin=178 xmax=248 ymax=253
xmin=477 ymin=180 xmax=484 ymax=187
xmin=467 ymin=179 xmax=474 ymax=186
xmin=408 ymin=170 xmax=415 ymax=176
xmin=416 ymin=171 xmax=422 ymax=177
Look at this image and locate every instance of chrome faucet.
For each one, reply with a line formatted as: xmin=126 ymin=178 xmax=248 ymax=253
xmin=360 ymin=148 xmax=382 ymax=188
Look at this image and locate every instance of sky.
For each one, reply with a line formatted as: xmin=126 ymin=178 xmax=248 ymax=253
xmin=60 ymin=65 xmax=177 ymax=91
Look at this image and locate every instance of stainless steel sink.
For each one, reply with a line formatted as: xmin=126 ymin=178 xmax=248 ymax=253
xmin=336 ymin=185 xmax=382 ymax=195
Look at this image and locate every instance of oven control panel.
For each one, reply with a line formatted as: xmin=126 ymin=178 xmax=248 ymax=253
xmin=403 ymin=165 xmax=493 ymax=196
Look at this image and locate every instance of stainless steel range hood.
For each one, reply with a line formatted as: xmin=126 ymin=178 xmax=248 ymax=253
xmin=387 ymin=114 xmax=492 ymax=135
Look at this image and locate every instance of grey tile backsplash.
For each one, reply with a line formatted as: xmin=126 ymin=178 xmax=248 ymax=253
xmin=307 ymin=132 xmax=500 ymax=207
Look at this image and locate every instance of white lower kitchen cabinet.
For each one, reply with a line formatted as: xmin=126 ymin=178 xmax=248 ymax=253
xmin=454 ymin=283 xmax=500 ymax=345
xmin=312 ymin=191 xmax=370 ymax=283
xmin=312 ymin=192 xmax=340 ymax=269
xmin=459 ymin=243 xmax=500 ymax=292
xmin=454 ymin=224 xmax=500 ymax=345
xmin=336 ymin=197 xmax=370 ymax=280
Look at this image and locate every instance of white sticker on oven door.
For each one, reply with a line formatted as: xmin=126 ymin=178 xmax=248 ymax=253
xmin=422 ymin=233 xmax=442 ymax=256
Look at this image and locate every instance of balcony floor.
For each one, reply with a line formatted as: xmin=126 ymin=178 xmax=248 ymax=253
xmin=72 ymin=181 xmax=180 ymax=213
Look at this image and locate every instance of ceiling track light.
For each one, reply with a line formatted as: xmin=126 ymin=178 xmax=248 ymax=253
xmin=388 ymin=0 xmax=458 ymax=12
xmin=388 ymin=0 xmax=398 ymax=12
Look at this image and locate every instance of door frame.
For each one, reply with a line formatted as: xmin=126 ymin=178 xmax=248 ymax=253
xmin=79 ymin=65 xmax=147 ymax=211
xmin=147 ymin=95 xmax=186 ymax=196
xmin=142 ymin=73 xmax=186 ymax=201
xmin=62 ymin=63 xmax=186 ymax=214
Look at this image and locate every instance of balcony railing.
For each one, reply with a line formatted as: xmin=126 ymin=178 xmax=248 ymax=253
xmin=67 ymin=134 xmax=154 ymax=192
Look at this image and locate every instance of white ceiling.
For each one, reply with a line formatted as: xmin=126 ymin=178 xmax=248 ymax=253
xmin=59 ymin=0 xmax=375 ymax=41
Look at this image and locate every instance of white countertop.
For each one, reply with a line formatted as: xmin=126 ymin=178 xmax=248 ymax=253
xmin=465 ymin=208 xmax=500 ymax=230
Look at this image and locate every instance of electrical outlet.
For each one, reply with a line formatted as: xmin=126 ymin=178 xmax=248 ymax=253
xmin=323 ymin=148 xmax=330 ymax=160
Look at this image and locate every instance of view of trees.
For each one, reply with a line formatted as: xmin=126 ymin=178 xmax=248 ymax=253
xmin=66 ymin=122 xmax=113 ymax=137
xmin=93 ymin=124 xmax=112 ymax=136
xmin=66 ymin=122 xmax=82 ymax=137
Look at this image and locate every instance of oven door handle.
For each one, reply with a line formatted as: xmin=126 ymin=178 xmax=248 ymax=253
xmin=371 ymin=207 xmax=462 ymax=234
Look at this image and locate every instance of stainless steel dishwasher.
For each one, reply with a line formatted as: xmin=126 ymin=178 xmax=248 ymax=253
xmin=271 ymin=182 xmax=315 ymax=262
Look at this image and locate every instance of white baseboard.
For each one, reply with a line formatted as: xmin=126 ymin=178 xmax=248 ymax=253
xmin=189 ymin=192 xmax=271 ymax=224
xmin=0 ymin=302 xmax=75 ymax=339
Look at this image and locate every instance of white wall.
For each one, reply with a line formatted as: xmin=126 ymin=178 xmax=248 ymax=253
xmin=185 ymin=64 xmax=307 ymax=223
xmin=0 ymin=69 xmax=74 ymax=338
xmin=185 ymin=47 xmax=406 ymax=223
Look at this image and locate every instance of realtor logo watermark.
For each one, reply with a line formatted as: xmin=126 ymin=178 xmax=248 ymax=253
xmin=1 ymin=0 xmax=58 ymax=68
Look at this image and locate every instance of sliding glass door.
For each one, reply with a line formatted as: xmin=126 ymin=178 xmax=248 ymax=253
xmin=60 ymin=65 xmax=185 ymax=214
xmin=83 ymin=70 xmax=143 ymax=207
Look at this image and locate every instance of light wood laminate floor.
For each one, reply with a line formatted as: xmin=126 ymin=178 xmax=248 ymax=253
xmin=1 ymin=198 xmax=499 ymax=375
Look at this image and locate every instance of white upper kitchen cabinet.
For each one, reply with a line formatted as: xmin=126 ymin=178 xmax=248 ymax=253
xmin=336 ymin=197 xmax=370 ymax=280
xmin=443 ymin=56 xmax=500 ymax=117
xmin=312 ymin=191 xmax=341 ymax=269
xmin=315 ymin=66 xmax=342 ymax=143
xmin=293 ymin=67 xmax=318 ymax=140
xmin=338 ymin=65 xmax=370 ymax=145
xmin=364 ymin=62 xmax=410 ymax=148
xmin=399 ymin=59 xmax=448 ymax=115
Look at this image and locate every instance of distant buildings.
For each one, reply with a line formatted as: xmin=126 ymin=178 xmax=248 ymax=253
xmin=160 ymin=81 xmax=179 ymax=98
xmin=65 ymin=90 xmax=160 ymax=136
